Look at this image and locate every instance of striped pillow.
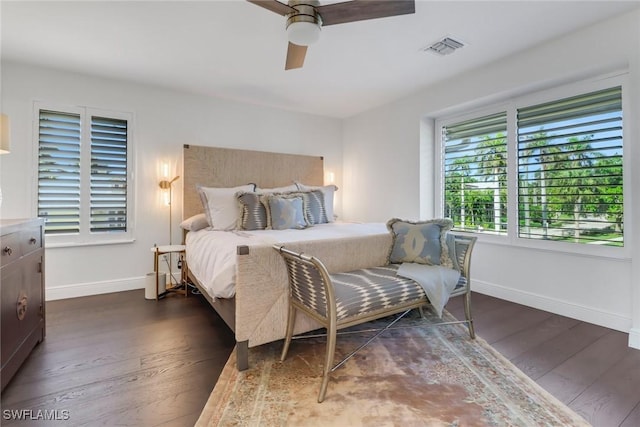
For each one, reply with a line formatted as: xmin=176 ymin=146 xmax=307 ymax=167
xmin=304 ymin=190 xmax=328 ymax=225
xmin=295 ymin=183 xmax=338 ymax=222
xmin=236 ymin=192 xmax=268 ymax=230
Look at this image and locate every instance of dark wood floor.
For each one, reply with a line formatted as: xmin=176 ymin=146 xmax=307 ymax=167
xmin=447 ymin=294 xmax=640 ymax=427
xmin=0 ymin=290 xmax=236 ymax=426
xmin=2 ymin=289 xmax=639 ymax=426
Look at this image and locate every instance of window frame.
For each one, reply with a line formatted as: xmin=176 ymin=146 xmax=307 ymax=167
xmin=435 ymin=73 xmax=630 ymax=259
xmin=33 ymin=102 xmax=136 ymax=247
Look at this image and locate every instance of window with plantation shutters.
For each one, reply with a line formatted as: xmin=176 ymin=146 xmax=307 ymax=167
xmin=38 ymin=110 xmax=82 ymax=234
xmin=90 ymin=116 xmax=128 ymax=232
xmin=437 ymin=76 xmax=626 ymax=254
xmin=36 ymin=103 xmax=133 ymax=245
xmin=517 ymin=87 xmax=623 ymax=246
xmin=442 ymin=112 xmax=508 ymax=235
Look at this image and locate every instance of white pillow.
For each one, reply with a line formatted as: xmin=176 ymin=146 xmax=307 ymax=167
xmin=197 ymin=184 xmax=255 ymax=230
xmin=255 ymin=184 xmax=299 ymax=194
xmin=295 ymin=183 xmax=338 ymax=222
xmin=179 ymin=213 xmax=209 ymax=232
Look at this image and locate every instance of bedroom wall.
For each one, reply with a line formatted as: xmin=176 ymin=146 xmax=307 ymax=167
xmin=0 ymin=62 xmax=343 ymax=300
xmin=342 ymin=10 xmax=640 ymax=348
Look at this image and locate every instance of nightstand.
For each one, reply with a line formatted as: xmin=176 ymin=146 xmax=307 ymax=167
xmin=151 ymin=244 xmax=188 ymax=300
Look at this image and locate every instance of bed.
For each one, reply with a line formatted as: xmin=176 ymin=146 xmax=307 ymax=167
xmin=182 ymin=145 xmax=392 ymax=370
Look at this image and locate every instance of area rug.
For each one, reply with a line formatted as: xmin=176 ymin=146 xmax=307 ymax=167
xmin=196 ymin=311 xmax=589 ymax=426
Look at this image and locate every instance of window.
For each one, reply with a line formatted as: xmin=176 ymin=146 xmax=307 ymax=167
xmin=38 ymin=110 xmax=82 ymax=234
xmin=517 ymin=87 xmax=623 ymax=246
xmin=437 ymin=77 xmax=625 ymax=250
xmin=36 ymin=104 xmax=134 ymax=245
xmin=442 ymin=111 xmax=508 ymax=235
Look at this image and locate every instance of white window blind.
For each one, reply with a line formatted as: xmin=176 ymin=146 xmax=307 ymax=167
xmin=36 ymin=104 xmax=133 ymax=244
xmin=517 ymin=86 xmax=623 ymax=246
xmin=443 ymin=112 xmax=508 ymax=234
xmin=90 ymin=116 xmax=128 ymax=232
xmin=37 ymin=110 xmax=82 ymax=235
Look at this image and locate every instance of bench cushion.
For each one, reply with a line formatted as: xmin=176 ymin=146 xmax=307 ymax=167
xmin=330 ymin=264 xmax=426 ymax=320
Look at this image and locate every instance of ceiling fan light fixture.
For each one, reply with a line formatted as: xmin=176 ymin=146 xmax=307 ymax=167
xmin=287 ymin=20 xmax=321 ymax=46
xmin=285 ymin=1 xmax=322 ymax=46
xmin=248 ymin=0 xmax=416 ymax=69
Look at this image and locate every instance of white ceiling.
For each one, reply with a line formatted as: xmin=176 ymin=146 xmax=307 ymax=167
xmin=2 ymin=0 xmax=639 ymax=118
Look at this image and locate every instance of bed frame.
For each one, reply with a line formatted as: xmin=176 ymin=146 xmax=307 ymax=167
xmin=182 ymin=144 xmax=325 ymax=331
xmin=183 ymin=145 xmax=391 ymax=370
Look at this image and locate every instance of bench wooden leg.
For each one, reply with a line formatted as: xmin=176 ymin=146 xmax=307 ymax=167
xmin=318 ymin=322 xmax=337 ymax=403
xmin=237 ymin=340 xmax=249 ymax=371
xmin=281 ymin=305 xmax=297 ymax=361
xmin=463 ymin=292 xmax=475 ymax=339
xmin=418 ymin=305 xmax=426 ymax=318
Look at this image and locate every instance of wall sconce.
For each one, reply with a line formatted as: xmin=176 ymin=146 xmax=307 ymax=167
xmin=159 ymin=162 xmax=179 ymax=244
xmin=0 ymin=114 xmax=10 ymax=154
xmin=325 ymin=171 xmax=335 ymax=185
xmin=0 ymin=114 xmax=11 ymax=208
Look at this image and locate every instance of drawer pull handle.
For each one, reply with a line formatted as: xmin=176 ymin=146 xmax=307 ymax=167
xmin=17 ymin=292 xmax=28 ymax=321
xmin=29 ymin=237 xmax=37 ymax=245
xmin=3 ymin=246 xmax=13 ymax=256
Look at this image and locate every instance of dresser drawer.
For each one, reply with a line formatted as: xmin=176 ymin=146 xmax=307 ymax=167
xmin=21 ymin=226 xmax=43 ymax=256
xmin=1 ymin=232 xmax=21 ymax=267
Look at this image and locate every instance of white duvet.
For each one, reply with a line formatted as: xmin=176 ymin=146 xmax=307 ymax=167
xmin=185 ymin=222 xmax=388 ymax=299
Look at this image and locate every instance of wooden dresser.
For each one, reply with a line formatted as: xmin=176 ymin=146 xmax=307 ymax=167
xmin=1 ymin=218 xmax=45 ymax=391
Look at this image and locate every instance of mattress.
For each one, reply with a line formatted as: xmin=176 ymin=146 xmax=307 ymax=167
xmin=185 ymin=222 xmax=388 ymax=299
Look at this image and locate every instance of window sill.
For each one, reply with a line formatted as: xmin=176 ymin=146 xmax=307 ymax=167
xmin=45 ymin=238 xmax=136 ymax=249
xmin=455 ymin=231 xmax=630 ymax=262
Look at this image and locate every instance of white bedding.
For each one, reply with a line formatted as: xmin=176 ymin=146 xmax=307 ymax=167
xmin=186 ymin=222 xmax=388 ymax=299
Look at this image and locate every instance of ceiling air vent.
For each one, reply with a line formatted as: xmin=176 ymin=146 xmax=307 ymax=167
xmin=425 ymin=37 xmax=464 ymax=56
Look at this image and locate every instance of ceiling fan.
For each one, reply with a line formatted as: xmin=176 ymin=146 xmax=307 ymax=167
xmin=247 ymin=0 xmax=415 ymax=70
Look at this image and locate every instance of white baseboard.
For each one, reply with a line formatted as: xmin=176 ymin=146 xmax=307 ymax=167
xmin=472 ymin=279 xmax=632 ymax=334
xmin=46 ymin=270 xmax=185 ymax=301
xmin=45 ymin=276 xmax=147 ymax=301
xmin=629 ymin=328 xmax=640 ymax=349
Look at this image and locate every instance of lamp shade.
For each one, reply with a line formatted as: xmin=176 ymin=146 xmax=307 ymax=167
xmin=287 ymin=21 xmax=321 ymax=46
xmin=0 ymin=114 xmax=10 ymax=154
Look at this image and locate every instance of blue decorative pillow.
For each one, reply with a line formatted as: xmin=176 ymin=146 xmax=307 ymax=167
xmin=266 ymin=195 xmax=308 ymax=230
xmin=386 ymin=218 xmax=454 ymax=268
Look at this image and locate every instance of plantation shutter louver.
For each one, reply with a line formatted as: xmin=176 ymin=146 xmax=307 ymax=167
xmin=38 ymin=110 xmax=82 ymax=234
xmin=517 ymin=86 xmax=623 ymax=246
xmin=443 ymin=112 xmax=508 ymax=234
xmin=90 ymin=116 xmax=128 ymax=232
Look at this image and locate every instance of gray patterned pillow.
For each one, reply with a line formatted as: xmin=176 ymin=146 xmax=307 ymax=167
xmin=295 ymin=183 xmax=338 ymax=222
xmin=304 ymin=190 xmax=328 ymax=225
xmin=266 ymin=195 xmax=308 ymax=230
xmin=386 ymin=218 xmax=454 ymax=268
xmin=236 ymin=192 xmax=268 ymax=230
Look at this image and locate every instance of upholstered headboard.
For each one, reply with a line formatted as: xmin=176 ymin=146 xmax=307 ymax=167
xmin=182 ymin=145 xmax=324 ymax=219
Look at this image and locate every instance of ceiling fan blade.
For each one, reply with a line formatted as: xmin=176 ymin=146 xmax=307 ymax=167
xmin=247 ymin=0 xmax=296 ymax=16
xmin=318 ymin=0 xmax=415 ymax=26
xmin=285 ymin=42 xmax=307 ymax=70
